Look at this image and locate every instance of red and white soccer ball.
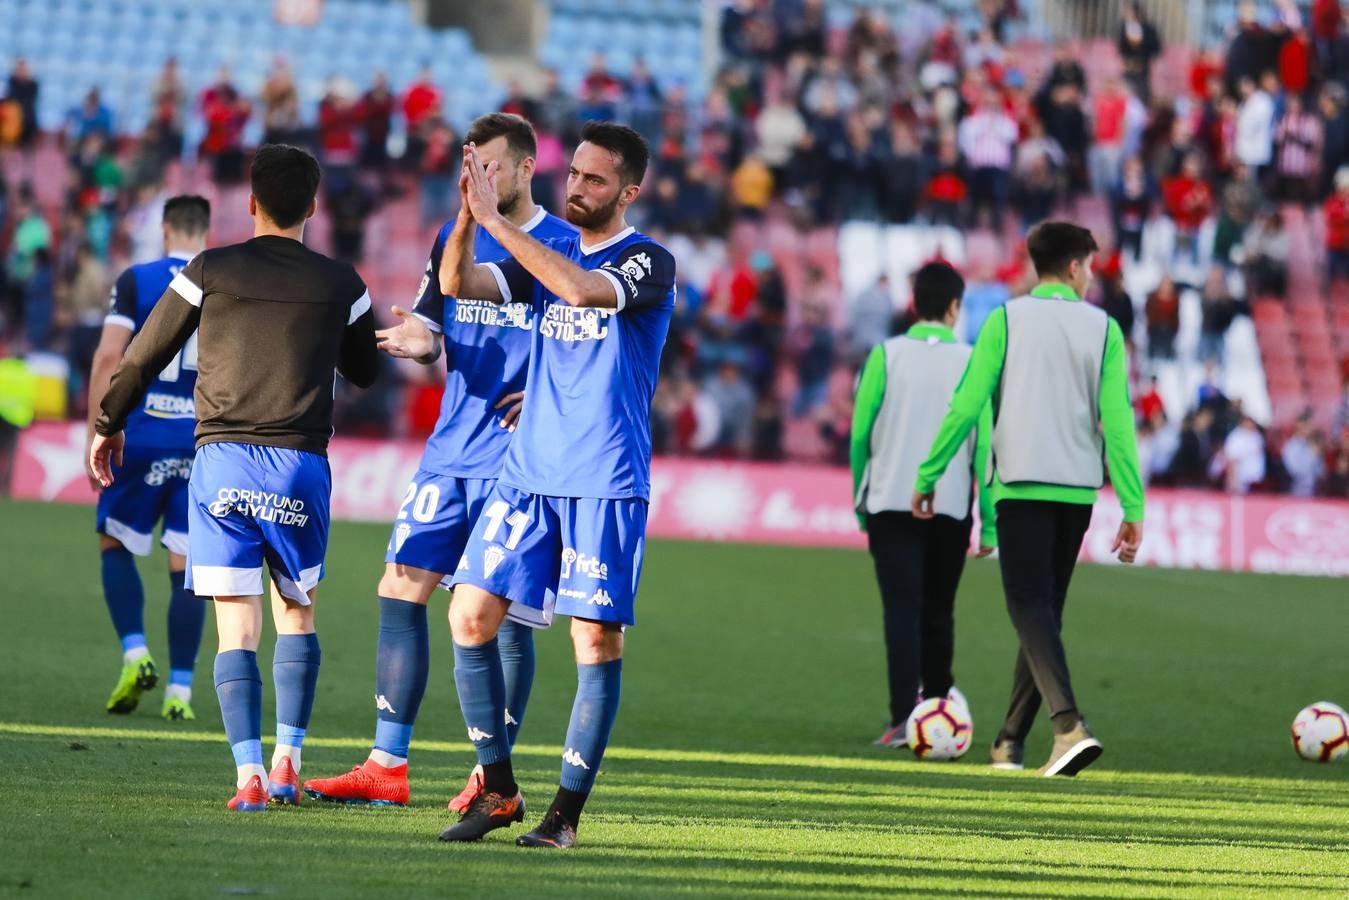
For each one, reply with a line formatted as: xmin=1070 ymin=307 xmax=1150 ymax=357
xmin=905 ymin=697 xmax=973 ymax=761
xmin=1291 ymin=702 xmax=1349 ymax=762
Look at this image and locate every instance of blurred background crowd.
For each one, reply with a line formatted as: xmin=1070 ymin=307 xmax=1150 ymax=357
xmin=2 ymin=0 xmax=1349 ymax=497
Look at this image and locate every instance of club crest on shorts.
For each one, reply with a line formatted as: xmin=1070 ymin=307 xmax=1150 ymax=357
xmin=483 ymin=545 xmax=505 ymax=578
xmin=394 ymin=523 xmax=412 ymax=553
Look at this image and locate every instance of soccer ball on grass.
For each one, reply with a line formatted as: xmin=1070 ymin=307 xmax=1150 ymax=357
xmin=905 ymin=697 xmax=973 ymax=761
xmin=1291 ymin=702 xmax=1349 ymax=762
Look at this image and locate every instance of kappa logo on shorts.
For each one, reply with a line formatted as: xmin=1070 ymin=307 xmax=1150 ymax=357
xmin=394 ymin=523 xmax=412 ymax=553
xmin=483 ymin=545 xmax=506 ymax=578
xmin=562 ymin=748 xmax=590 ymax=770
xmin=559 ymin=588 xmax=588 ymax=600
xmin=467 ymin=726 xmax=494 ymax=742
xmin=457 ymin=554 xmax=469 ymax=572
xmin=588 ymin=588 xmax=614 ymax=608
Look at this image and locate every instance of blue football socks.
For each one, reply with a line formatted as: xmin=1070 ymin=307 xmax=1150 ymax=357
xmin=101 ymin=546 xmax=146 ymax=659
xmin=453 ymin=638 xmax=515 ymax=793
xmin=215 ymin=650 xmax=264 ymax=786
xmin=273 ymin=633 xmax=321 ymax=771
xmin=497 ymin=617 xmax=536 ymax=748
xmin=559 ymin=659 xmax=623 ymax=795
xmin=166 ymin=570 xmax=205 ymax=692
xmin=371 ymin=597 xmax=429 ymax=765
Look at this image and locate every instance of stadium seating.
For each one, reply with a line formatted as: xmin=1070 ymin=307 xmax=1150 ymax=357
xmin=538 ymin=0 xmax=705 ymax=97
xmin=0 ymin=0 xmax=502 ymax=140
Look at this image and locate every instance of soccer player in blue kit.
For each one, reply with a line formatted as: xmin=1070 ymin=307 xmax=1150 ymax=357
xmin=85 ymin=195 xmax=211 ymax=720
xmin=436 ymin=122 xmax=675 ymax=849
xmin=303 ymin=113 xmax=575 ymax=809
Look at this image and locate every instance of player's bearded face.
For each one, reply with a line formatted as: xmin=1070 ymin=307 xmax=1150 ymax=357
xmin=496 ymin=163 xmax=523 ymax=217
xmin=565 ymin=187 xmax=622 ymax=229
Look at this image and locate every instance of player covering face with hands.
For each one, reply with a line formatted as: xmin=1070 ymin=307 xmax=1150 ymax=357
xmin=431 ymin=123 xmax=676 ymax=849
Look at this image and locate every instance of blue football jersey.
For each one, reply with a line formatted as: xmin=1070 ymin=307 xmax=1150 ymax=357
xmin=106 ymin=253 xmax=198 ymax=450
xmin=413 ymin=207 xmax=576 ymax=478
xmin=487 ymin=227 xmax=676 ymax=500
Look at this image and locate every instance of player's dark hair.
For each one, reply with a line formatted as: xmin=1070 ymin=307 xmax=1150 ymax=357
xmin=913 ymin=261 xmax=965 ymax=321
xmin=579 ymin=120 xmax=649 ymax=186
xmin=162 ymin=194 xmax=211 ymax=236
xmin=1026 ymin=221 xmax=1099 ymax=278
xmin=250 ymin=144 xmax=321 ymax=229
xmin=465 ymin=112 xmax=537 ymax=162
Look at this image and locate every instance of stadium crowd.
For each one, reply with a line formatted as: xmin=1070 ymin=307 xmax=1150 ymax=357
xmin=2 ymin=0 xmax=1349 ymax=497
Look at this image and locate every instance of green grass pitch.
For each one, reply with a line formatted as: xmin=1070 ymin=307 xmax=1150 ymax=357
xmin=1 ymin=498 xmax=1347 ymax=897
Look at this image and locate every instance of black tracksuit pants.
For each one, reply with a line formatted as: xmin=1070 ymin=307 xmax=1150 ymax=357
xmin=866 ymin=511 xmax=972 ymax=727
xmin=993 ymin=499 xmax=1094 ymax=742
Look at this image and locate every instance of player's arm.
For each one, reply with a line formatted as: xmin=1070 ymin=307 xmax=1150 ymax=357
xmin=912 ymin=307 xmax=1006 ymax=516
xmin=85 ymin=269 xmax=137 ymax=486
xmin=462 ymin=145 xmax=618 ymax=309
xmin=1100 ymin=317 xmax=1145 ymax=563
xmin=973 ymin=398 xmax=997 ymax=553
xmin=338 ymin=280 xmax=379 ymax=389
xmin=381 ymin=237 xmax=448 ymax=365
xmin=92 ymin=265 xmax=203 ymax=485
xmin=439 ymin=205 xmax=507 ymax=303
xmin=849 ymin=344 xmax=886 ymax=532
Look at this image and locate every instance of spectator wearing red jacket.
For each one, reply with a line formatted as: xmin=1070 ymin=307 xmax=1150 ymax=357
xmin=401 ymin=65 xmax=441 ymax=168
xmin=198 ymin=67 xmax=250 ymax=184
xmin=1136 ymin=376 xmax=1166 ymax=423
xmin=1279 ymin=27 xmax=1316 ymax=96
xmin=357 ymin=72 xmax=394 ymax=174
xmin=1162 ymin=151 xmax=1215 ymax=231
xmin=1090 ymin=75 xmax=1129 ymax=192
xmin=1145 ymin=276 xmax=1181 ymax=360
xmin=1313 ymin=0 xmax=1342 ymax=60
xmin=1324 ymin=167 xmax=1349 ymax=284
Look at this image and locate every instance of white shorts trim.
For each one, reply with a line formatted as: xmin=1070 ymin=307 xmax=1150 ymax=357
xmin=161 ymin=529 xmax=190 ymax=557
xmin=272 ymin=563 xmax=322 ymax=606
xmin=505 ymin=596 xmax=555 ymax=630
xmin=103 ymin=314 xmax=135 ymax=331
xmin=191 ymin=565 xmax=264 ymax=598
xmin=102 ymin=517 xmax=154 ymax=557
xmin=414 ymin=312 xmax=443 ymax=333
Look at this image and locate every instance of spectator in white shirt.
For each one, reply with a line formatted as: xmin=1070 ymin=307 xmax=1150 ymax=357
xmin=1281 ymin=415 xmax=1325 ymax=497
xmin=1235 ymin=75 xmax=1275 ymax=171
xmin=1213 ymin=415 xmax=1267 ymax=493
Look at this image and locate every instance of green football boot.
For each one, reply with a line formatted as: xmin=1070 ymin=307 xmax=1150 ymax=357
xmin=161 ymin=696 xmax=196 ymax=721
xmin=106 ymin=655 xmax=159 ymax=714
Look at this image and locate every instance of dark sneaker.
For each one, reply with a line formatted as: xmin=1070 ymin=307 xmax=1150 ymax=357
xmin=437 ymin=789 xmax=525 ymax=842
xmin=516 ymin=809 xmax=577 ymax=849
xmin=989 ymin=738 xmax=1025 ymax=770
xmin=1040 ymin=722 xmax=1103 ymax=777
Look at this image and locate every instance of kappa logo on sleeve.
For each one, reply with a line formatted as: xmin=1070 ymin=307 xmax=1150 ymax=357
xmin=604 ymin=252 xmax=654 ymax=297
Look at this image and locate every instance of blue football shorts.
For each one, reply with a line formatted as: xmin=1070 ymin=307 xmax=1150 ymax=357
xmin=185 ymin=442 xmax=331 ymax=605
xmin=95 ymin=443 xmax=194 ymax=557
xmin=449 ymin=483 xmax=648 ymax=628
xmin=384 ymin=468 xmax=496 ymax=587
